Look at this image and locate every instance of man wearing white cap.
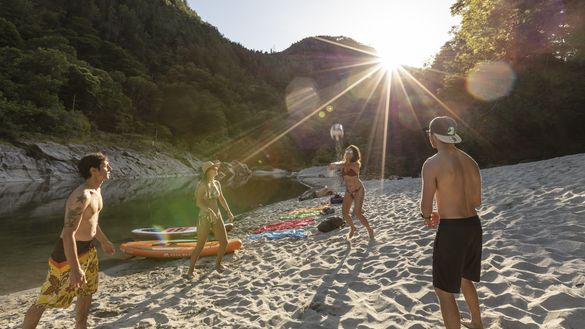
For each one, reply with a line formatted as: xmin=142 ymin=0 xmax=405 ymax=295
xmin=420 ymin=116 xmax=484 ymax=329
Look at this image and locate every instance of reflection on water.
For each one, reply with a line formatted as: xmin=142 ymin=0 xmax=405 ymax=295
xmin=0 ymin=176 xmax=306 ymax=295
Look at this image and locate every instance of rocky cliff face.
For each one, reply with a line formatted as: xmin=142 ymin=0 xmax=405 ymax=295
xmin=0 ymin=141 xmax=201 ymax=182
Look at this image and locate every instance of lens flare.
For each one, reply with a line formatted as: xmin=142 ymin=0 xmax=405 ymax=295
xmin=285 ymin=78 xmax=320 ymax=117
xmin=151 ymin=225 xmax=167 ymax=241
xmin=231 ymin=35 xmax=489 ymax=174
xmin=466 ymin=61 xmax=516 ymax=101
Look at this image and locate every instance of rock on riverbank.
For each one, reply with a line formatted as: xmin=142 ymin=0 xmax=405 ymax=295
xmin=0 ymin=141 xmax=202 ymax=182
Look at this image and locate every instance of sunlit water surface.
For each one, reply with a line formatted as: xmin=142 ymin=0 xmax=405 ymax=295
xmin=0 ymin=176 xmax=307 ymax=295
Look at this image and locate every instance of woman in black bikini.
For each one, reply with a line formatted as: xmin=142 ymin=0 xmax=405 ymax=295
xmin=329 ymin=145 xmax=375 ymax=240
xmin=186 ymin=161 xmax=234 ymax=277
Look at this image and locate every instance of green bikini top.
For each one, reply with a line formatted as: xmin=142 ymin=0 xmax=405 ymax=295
xmin=204 ymin=180 xmax=221 ymax=200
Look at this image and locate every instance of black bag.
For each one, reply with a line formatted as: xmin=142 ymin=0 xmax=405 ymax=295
xmin=321 ymin=207 xmax=335 ymax=215
xmin=330 ymin=194 xmax=343 ymax=204
xmin=317 ymin=216 xmax=345 ymax=233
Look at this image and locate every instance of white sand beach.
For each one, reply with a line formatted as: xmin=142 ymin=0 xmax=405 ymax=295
xmin=1 ymin=154 xmax=584 ymax=328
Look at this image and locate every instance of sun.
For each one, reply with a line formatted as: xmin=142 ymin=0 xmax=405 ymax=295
xmin=375 ymin=47 xmax=401 ymax=71
xmin=379 ymin=54 xmax=400 ymax=71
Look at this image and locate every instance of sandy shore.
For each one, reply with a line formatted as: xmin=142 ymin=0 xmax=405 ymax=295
xmin=1 ymin=154 xmax=584 ymax=328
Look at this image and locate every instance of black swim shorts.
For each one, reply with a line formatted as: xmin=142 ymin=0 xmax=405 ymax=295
xmin=51 ymin=238 xmax=95 ymax=262
xmin=433 ymin=215 xmax=482 ymax=293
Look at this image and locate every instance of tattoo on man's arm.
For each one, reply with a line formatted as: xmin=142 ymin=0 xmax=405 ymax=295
xmin=65 ymin=207 xmax=83 ymax=228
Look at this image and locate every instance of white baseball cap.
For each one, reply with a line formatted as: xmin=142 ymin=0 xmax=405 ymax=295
xmin=428 ymin=116 xmax=462 ymax=144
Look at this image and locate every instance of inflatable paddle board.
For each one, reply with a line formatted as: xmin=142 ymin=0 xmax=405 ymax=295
xmin=120 ymin=238 xmax=242 ymax=259
xmin=131 ymin=223 xmax=234 ymax=240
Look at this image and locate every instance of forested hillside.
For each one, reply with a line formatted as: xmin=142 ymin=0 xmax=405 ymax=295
xmin=0 ymin=0 xmax=288 ymax=157
xmin=429 ymin=0 xmax=585 ymax=166
xmin=1 ymin=0 xmax=584 ymax=176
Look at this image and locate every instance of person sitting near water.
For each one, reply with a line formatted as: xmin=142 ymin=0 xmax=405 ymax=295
xmin=298 ymin=185 xmax=336 ymax=201
xmin=186 ymin=161 xmax=235 ymax=277
xmin=328 ymin=145 xmax=375 ymax=240
xmin=22 ymin=153 xmax=116 ymax=329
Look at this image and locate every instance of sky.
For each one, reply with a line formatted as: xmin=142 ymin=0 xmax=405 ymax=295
xmin=186 ymin=0 xmax=461 ymax=67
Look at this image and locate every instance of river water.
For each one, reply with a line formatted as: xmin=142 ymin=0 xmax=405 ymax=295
xmin=0 ymin=175 xmax=307 ymax=295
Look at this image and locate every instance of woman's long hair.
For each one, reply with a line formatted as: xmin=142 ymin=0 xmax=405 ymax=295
xmin=344 ymin=145 xmax=361 ymax=167
xmin=198 ymin=168 xmax=215 ymax=192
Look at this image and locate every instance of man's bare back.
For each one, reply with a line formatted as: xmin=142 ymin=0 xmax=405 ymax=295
xmin=423 ymin=148 xmax=481 ymax=219
xmin=420 ymin=116 xmax=484 ymax=329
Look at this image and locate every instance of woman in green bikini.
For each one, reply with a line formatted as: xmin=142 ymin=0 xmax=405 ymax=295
xmin=187 ymin=161 xmax=234 ymax=277
xmin=329 ymin=145 xmax=375 ymax=240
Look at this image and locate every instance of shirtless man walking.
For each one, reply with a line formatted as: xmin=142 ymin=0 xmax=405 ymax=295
xmin=23 ymin=153 xmax=115 ymax=329
xmin=420 ymin=116 xmax=484 ymax=329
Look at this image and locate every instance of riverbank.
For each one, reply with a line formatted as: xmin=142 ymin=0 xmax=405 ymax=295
xmin=0 ymin=141 xmax=202 ymax=182
xmin=1 ymin=153 xmax=584 ymax=328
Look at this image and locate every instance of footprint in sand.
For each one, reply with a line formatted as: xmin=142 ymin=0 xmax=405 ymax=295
xmin=94 ymin=309 xmax=121 ymax=318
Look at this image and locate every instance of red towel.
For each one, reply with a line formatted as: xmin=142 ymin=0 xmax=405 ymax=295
xmin=255 ymin=217 xmax=317 ymax=234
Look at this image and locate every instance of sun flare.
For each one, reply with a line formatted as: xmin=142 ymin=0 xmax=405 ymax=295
xmin=375 ymin=48 xmax=401 ymax=71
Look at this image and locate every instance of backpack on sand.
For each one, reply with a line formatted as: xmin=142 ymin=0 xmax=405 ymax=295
xmin=330 ymin=194 xmax=343 ymax=204
xmin=317 ymin=216 xmax=345 ymax=233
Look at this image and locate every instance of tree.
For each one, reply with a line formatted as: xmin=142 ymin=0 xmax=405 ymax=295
xmin=0 ymin=18 xmax=23 ymax=48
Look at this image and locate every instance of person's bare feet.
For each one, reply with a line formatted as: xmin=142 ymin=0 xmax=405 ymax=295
xmin=215 ymin=264 xmax=226 ymax=273
xmin=182 ymin=272 xmax=195 ymax=280
xmin=347 ymin=227 xmax=357 ymax=239
xmin=462 ymin=321 xmax=484 ymax=329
